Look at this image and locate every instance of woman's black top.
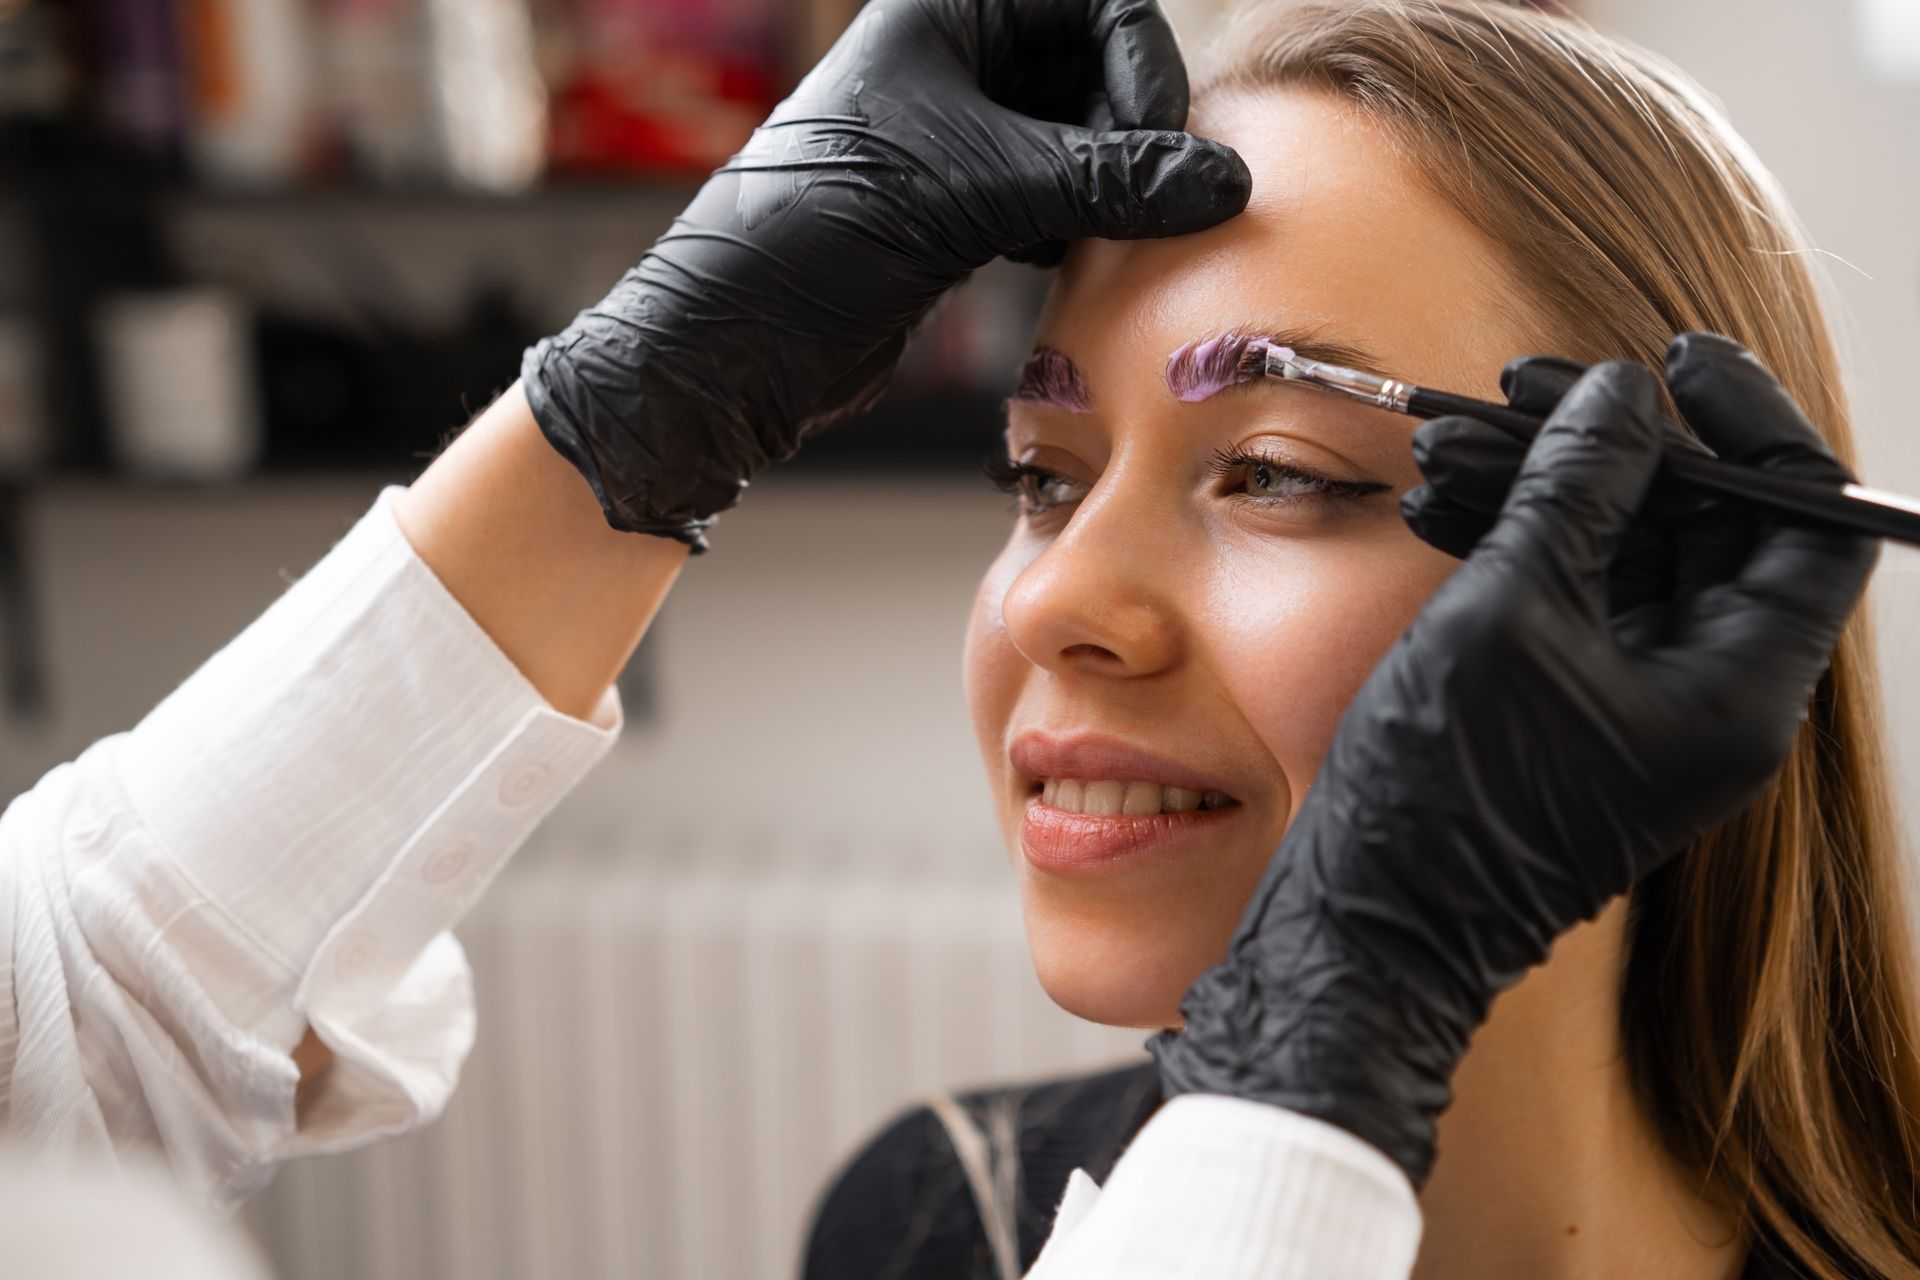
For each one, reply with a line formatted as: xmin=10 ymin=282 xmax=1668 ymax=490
xmin=802 ymin=1061 xmax=1803 ymax=1279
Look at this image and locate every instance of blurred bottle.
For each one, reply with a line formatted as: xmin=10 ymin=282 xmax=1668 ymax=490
xmin=426 ymin=0 xmax=548 ymax=192
xmin=316 ymin=0 xmax=437 ymax=184
xmin=94 ymin=0 xmax=188 ymax=160
xmin=96 ymin=289 xmax=260 ymax=481
xmin=177 ymin=0 xmax=315 ymax=184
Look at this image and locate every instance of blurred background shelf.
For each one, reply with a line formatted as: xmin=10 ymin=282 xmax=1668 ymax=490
xmin=0 ymin=164 xmax=1035 ymax=478
xmin=0 ymin=0 xmax=1037 ymax=485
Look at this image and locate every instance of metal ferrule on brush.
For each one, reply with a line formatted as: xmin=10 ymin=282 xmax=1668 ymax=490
xmin=1268 ymin=348 xmax=1414 ymax=412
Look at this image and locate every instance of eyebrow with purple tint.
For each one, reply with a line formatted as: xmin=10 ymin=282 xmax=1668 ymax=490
xmin=1165 ymin=326 xmax=1382 ymax=402
xmin=1009 ymin=346 xmax=1094 ymax=413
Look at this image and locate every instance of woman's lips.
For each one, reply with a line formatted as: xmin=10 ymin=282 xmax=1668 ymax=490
xmin=1008 ymin=732 xmax=1239 ymax=799
xmin=1020 ymin=794 xmax=1243 ymax=874
xmin=1008 ymin=732 xmax=1245 ymax=874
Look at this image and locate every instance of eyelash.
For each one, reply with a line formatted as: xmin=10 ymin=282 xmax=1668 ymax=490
xmin=982 ymin=455 xmax=1081 ymax=516
xmin=981 ymin=449 xmax=1389 ymax=517
xmin=1206 ymin=447 xmax=1392 ymax=504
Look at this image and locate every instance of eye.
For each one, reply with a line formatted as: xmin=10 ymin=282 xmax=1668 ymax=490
xmin=982 ymin=454 xmax=1088 ymax=517
xmin=1207 ymin=446 xmax=1390 ymax=504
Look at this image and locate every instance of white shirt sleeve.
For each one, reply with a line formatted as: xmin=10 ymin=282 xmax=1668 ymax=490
xmin=1026 ymin=1095 xmax=1423 ymax=1280
xmin=0 ymin=487 xmax=619 ymax=1212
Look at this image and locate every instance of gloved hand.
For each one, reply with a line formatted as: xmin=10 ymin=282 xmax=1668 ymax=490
xmin=522 ymin=0 xmax=1251 ymax=550
xmin=1404 ymin=353 xmax=1724 ymax=615
xmin=1150 ymin=333 xmax=1878 ymax=1185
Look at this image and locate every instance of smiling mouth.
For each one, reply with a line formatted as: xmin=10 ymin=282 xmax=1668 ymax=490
xmin=1031 ymin=778 xmax=1239 ymax=817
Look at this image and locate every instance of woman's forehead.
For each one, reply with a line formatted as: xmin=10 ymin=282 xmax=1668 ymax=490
xmin=1031 ymin=88 xmax=1541 ymax=409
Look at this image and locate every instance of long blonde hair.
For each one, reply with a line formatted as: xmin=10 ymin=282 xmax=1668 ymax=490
xmin=1200 ymin=3 xmax=1920 ymax=1275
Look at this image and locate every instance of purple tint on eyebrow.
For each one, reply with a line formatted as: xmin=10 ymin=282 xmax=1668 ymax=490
xmin=1165 ymin=328 xmax=1276 ymax=402
xmin=1011 ymin=347 xmax=1094 ymax=413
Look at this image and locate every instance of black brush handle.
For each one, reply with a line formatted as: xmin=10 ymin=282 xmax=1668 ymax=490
xmin=1404 ymin=385 xmax=1920 ymax=548
xmin=1405 ymin=386 xmax=1544 ymax=436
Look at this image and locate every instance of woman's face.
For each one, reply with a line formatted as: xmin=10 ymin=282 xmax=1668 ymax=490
xmin=964 ymin=89 xmax=1548 ymax=1028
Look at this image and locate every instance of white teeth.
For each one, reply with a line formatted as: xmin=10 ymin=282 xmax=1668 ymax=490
xmin=1121 ymin=782 xmax=1163 ymax=815
xmin=1082 ymin=780 xmax=1126 ymax=815
xmin=1162 ymin=786 xmax=1200 ymax=813
xmin=1038 ymin=779 xmax=1231 ymax=816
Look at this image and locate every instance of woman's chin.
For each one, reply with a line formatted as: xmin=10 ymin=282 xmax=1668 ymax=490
xmin=1021 ymin=899 xmax=1215 ymax=1031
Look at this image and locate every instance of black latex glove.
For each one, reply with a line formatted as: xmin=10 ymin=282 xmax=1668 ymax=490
xmin=1150 ymin=334 xmax=1878 ymax=1186
xmin=1402 ymin=348 xmax=1743 ymax=618
xmin=522 ymin=0 xmax=1251 ymax=550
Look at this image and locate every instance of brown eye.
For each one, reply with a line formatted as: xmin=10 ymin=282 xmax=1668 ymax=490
xmin=983 ymin=455 xmax=1088 ymax=516
xmin=1244 ymin=460 xmax=1320 ymax=499
xmin=1207 ymin=447 xmax=1391 ymax=504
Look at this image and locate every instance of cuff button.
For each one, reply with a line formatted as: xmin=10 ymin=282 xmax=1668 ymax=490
xmin=499 ymin=764 xmax=552 ymax=808
xmin=334 ymin=932 xmax=381 ymax=982
xmin=424 ymin=843 xmax=473 ymax=885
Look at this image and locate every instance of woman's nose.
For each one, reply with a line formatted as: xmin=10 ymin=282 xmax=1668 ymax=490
xmin=1000 ymin=487 xmax=1184 ymax=679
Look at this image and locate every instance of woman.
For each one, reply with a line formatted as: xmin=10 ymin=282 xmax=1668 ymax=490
xmin=804 ymin=4 xmax=1920 ymax=1278
xmin=0 ymin=0 xmax=1888 ymax=1275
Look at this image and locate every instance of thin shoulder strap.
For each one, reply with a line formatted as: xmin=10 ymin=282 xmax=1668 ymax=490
xmin=926 ymin=1091 xmax=1025 ymax=1280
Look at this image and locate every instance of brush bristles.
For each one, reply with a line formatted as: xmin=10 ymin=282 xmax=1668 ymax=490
xmin=1235 ymin=342 xmax=1297 ymax=380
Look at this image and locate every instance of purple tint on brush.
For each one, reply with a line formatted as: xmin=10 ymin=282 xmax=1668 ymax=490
xmin=1165 ymin=328 xmax=1275 ymax=402
xmin=1010 ymin=347 xmax=1094 ymax=413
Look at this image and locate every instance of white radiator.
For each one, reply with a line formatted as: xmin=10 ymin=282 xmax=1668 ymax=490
xmin=244 ymin=839 xmax=1147 ymax=1280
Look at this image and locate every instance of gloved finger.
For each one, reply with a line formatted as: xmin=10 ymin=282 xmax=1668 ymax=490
xmin=1660 ymin=333 xmax=1876 ymax=683
xmin=1401 ymin=415 xmax=1520 ymax=553
xmin=1411 ymin=415 xmax=1526 ymax=515
xmin=1475 ymin=361 xmax=1665 ymax=585
xmin=1664 ymin=331 xmax=1852 ymax=484
xmin=1413 ymin=407 xmax=1709 ymax=544
xmin=1666 ymin=496 xmax=1760 ymax=600
xmin=1400 ymin=484 xmax=1494 ymax=560
xmin=1504 ymin=352 xmax=1718 ymax=476
xmin=1499 ymin=355 xmax=1586 ymax=418
xmin=1668 ymin=517 xmax=1876 ymax=736
xmin=1089 ymin=0 xmax=1191 ymax=130
xmin=1409 ymin=415 xmax=1680 ymax=614
xmin=1007 ymin=119 xmax=1252 ymax=250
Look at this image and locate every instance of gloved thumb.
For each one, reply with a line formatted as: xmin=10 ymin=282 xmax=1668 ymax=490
xmin=1477 ymin=360 xmax=1664 ymax=585
xmin=1009 ymin=121 xmax=1251 ymax=255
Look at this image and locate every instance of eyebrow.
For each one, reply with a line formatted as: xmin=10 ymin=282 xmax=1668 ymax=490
xmin=1009 ymin=346 xmax=1094 ymax=413
xmin=1005 ymin=325 xmax=1388 ymax=420
xmin=1165 ymin=325 xmax=1384 ymax=403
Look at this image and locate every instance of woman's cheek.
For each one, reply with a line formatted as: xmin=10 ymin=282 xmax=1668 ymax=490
xmin=1210 ymin=533 xmax=1456 ymax=823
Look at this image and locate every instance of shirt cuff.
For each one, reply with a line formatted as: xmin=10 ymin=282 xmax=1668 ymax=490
xmin=1027 ymin=1095 xmax=1422 ymax=1280
xmin=113 ymin=486 xmax=619 ymax=1046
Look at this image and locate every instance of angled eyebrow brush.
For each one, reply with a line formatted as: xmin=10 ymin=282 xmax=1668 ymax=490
xmin=1237 ymin=343 xmax=1920 ymax=547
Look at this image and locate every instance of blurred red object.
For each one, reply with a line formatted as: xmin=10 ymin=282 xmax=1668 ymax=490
xmin=544 ymin=0 xmax=782 ymax=177
xmin=548 ymin=54 xmax=771 ymax=175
